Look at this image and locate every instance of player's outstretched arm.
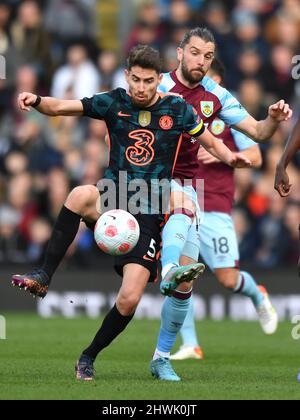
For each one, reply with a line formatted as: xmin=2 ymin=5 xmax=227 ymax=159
xmin=198 ymin=144 xmax=262 ymax=168
xmin=18 ymin=92 xmax=84 ymax=117
xmin=275 ymin=116 xmax=300 ymax=197
xmin=237 ymin=145 xmax=262 ymax=169
xmin=234 ymin=100 xmax=293 ymax=143
xmin=196 ymin=128 xmax=252 ymax=168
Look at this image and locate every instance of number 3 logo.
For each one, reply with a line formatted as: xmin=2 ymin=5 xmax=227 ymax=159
xmin=126 ymin=130 xmax=155 ymax=167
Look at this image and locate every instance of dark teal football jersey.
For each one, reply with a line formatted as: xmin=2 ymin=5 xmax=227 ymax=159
xmin=81 ymin=88 xmax=204 ymax=214
xmin=81 ymin=88 xmax=204 ymax=182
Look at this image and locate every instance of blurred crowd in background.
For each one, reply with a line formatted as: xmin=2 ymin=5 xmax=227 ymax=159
xmin=0 ymin=0 xmax=300 ymax=270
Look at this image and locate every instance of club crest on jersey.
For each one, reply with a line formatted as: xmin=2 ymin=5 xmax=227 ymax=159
xmin=211 ymin=119 xmax=225 ymax=135
xmin=139 ymin=111 xmax=151 ymax=127
xmin=159 ymin=115 xmax=173 ymax=130
xmin=201 ymin=101 xmax=214 ymax=118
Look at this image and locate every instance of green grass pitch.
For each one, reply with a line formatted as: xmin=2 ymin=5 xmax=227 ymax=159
xmin=0 ymin=314 xmax=299 ymax=400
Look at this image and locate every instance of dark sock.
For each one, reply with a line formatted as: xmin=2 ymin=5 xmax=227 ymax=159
xmin=83 ymin=304 xmax=134 ymax=360
xmin=41 ymin=206 xmax=81 ymax=279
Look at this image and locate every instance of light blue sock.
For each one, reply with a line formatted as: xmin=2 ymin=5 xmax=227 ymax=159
xmin=234 ymin=271 xmax=264 ymax=308
xmin=180 ymin=296 xmax=200 ymax=347
xmin=154 ymin=294 xmax=191 ymax=358
xmin=161 ymin=214 xmax=193 ymax=277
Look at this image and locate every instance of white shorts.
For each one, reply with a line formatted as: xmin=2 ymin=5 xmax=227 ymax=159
xmin=182 ymin=212 xmax=240 ymax=272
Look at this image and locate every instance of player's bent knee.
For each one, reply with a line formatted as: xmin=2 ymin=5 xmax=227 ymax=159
xmin=172 ymin=200 xmax=196 ymax=215
xmin=170 ymin=193 xmax=196 ymax=215
xmin=222 ymin=278 xmax=237 ymax=290
xmin=66 ymin=185 xmax=98 ymax=215
xmin=184 ymin=199 xmax=196 ymax=215
xmin=117 ymin=292 xmax=142 ymax=316
xmin=215 ymin=269 xmax=239 ymax=290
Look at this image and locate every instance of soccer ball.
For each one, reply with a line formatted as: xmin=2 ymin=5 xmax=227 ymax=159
xmin=94 ymin=210 xmax=140 ymax=256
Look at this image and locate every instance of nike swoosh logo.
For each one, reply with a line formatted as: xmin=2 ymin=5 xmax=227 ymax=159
xmin=108 ymin=215 xmax=117 ymax=220
xmin=143 ymin=255 xmax=155 ymax=262
xmin=118 ymin=111 xmax=132 ymax=118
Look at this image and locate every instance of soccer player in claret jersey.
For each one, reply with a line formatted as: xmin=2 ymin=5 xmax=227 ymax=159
xmin=12 ymin=46 xmax=251 ymax=381
xmin=170 ymin=60 xmax=279 ymax=362
xmin=150 ymin=28 xmax=291 ymax=380
xmin=158 ymin=28 xmax=292 ymax=290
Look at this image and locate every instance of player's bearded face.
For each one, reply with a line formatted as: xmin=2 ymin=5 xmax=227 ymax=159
xmin=126 ymin=67 xmax=162 ymax=108
xmin=179 ymin=39 xmax=215 ymax=85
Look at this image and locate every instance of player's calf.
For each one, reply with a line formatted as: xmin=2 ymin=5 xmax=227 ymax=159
xmin=216 ymin=269 xmax=278 ymax=335
xmin=116 ymin=263 xmax=150 ymax=316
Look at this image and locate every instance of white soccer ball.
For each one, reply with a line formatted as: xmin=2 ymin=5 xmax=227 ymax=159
xmin=94 ymin=210 xmax=140 ymax=256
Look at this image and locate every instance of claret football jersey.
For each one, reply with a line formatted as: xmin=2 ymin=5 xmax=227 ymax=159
xmin=196 ymin=118 xmax=256 ymax=213
xmin=159 ymin=71 xmax=254 ymax=214
xmin=159 ymin=71 xmax=250 ymax=180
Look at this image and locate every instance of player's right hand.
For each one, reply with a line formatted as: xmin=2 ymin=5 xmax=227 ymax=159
xmin=18 ymin=92 xmax=38 ymax=112
xmin=274 ymin=165 xmax=292 ymax=197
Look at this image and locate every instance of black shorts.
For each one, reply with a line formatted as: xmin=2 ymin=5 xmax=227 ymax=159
xmin=85 ymin=214 xmax=163 ymax=283
xmin=114 ymin=214 xmax=163 ymax=283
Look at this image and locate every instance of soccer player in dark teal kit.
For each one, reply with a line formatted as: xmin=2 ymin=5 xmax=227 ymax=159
xmin=12 ymin=46 xmax=251 ymax=381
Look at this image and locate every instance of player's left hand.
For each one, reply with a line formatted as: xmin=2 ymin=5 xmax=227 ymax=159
xmin=269 ymin=100 xmax=293 ymax=122
xmin=229 ymin=153 xmax=252 ymax=168
xmin=274 ymin=165 xmax=292 ymax=197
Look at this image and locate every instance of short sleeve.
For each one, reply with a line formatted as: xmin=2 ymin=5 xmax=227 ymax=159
xmin=218 ymin=89 xmax=250 ymax=127
xmin=158 ymin=73 xmax=176 ymax=93
xmin=81 ymin=92 xmax=114 ymax=119
xmin=231 ymin=129 xmax=257 ymax=151
xmin=183 ymin=103 xmax=205 ymax=137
